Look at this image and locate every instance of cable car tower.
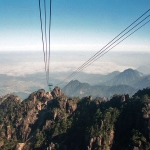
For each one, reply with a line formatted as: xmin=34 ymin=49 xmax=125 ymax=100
xmin=48 ymin=83 xmax=53 ymax=91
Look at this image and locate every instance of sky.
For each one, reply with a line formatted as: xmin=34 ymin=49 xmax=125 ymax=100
xmin=0 ymin=0 xmax=150 ymax=51
xmin=0 ymin=0 xmax=150 ymax=94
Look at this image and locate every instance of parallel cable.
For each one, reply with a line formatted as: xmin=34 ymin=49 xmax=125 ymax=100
xmin=44 ymin=0 xmax=48 ymax=84
xmin=38 ymin=0 xmax=52 ymax=86
xmin=38 ymin=3 xmax=149 ymax=87
xmin=47 ymin=0 xmax=52 ymax=83
xmin=64 ymin=14 xmax=150 ymax=80
xmin=57 ymin=9 xmax=150 ymax=85
xmin=38 ymin=0 xmax=47 ymax=78
xmin=78 ymin=19 xmax=150 ymax=74
xmin=57 ymin=11 xmax=150 ymax=85
xmin=72 ymin=9 xmax=150 ymax=76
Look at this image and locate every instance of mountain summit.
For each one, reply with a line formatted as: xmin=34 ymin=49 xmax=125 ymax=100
xmin=104 ymin=68 xmax=144 ymax=86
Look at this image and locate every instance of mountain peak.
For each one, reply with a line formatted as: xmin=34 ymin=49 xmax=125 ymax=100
xmin=123 ymin=68 xmax=134 ymax=72
xmin=121 ymin=68 xmax=143 ymax=77
xmin=69 ymin=80 xmax=81 ymax=84
xmin=104 ymin=68 xmax=144 ymax=86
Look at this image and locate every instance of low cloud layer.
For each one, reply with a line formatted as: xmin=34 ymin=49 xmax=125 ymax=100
xmin=0 ymin=51 xmax=150 ymax=77
xmin=0 ymin=60 xmax=133 ymax=77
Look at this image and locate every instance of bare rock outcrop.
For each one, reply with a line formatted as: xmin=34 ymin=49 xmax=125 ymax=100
xmin=47 ymin=142 xmax=55 ymax=150
xmin=66 ymin=98 xmax=77 ymax=114
xmin=87 ymin=130 xmax=114 ymax=150
xmin=51 ymin=86 xmax=65 ymax=98
xmin=15 ymin=143 xmax=25 ymax=150
xmin=0 ymin=140 xmax=4 ymax=147
xmin=6 ymin=125 xmax=11 ymax=140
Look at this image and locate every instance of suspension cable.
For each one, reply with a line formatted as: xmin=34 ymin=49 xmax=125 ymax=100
xmin=38 ymin=0 xmax=52 ymax=86
xmin=57 ymin=10 xmax=150 ymax=85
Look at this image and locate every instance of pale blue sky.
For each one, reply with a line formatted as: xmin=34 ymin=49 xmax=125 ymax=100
xmin=0 ymin=0 xmax=150 ymax=51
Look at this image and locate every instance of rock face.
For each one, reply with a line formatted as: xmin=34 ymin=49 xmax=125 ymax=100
xmin=0 ymin=87 xmax=74 ymax=149
xmin=0 ymin=94 xmax=21 ymax=105
xmin=6 ymin=125 xmax=11 ymax=140
xmin=0 ymin=140 xmax=4 ymax=147
xmin=66 ymin=98 xmax=77 ymax=114
xmin=15 ymin=143 xmax=25 ymax=150
xmin=51 ymin=86 xmax=64 ymax=98
xmin=87 ymin=130 xmax=114 ymax=150
xmin=15 ymin=89 xmax=54 ymax=141
xmin=0 ymin=88 xmax=56 ymax=149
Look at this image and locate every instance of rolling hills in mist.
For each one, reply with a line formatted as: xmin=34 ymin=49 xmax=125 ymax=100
xmin=63 ymin=68 xmax=150 ymax=98
xmin=0 ymin=68 xmax=149 ymax=100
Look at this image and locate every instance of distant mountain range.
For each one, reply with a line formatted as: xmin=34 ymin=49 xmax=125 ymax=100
xmin=62 ymin=80 xmax=137 ymax=98
xmin=63 ymin=68 xmax=150 ymax=98
xmin=0 ymin=68 xmax=149 ymax=100
xmin=134 ymin=75 xmax=150 ymax=89
xmin=136 ymin=65 xmax=150 ymax=75
xmin=70 ymin=71 xmax=120 ymax=85
xmin=0 ymin=70 xmax=123 ymax=99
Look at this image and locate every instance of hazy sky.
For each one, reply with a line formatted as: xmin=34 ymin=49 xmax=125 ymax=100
xmin=0 ymin=0 xmax=150 ymax=51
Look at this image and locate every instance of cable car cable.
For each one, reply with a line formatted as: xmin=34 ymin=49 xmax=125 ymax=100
xmin=57 ymin=13 xmax=150 ymax=85
xmin=64 ymin=14 xmax=150 ymax=81
xmin=44 ymin=0 xmax=48 ymax=84
xmin=57 ymin=9 xmax=150 ymax=85
xmin=38 ymin=0 xmax=48 ymax=84
xmin=77 ymin=19 xmax=150 ymax=75
xmin=47 ymin=0 xmax=52 ymax=84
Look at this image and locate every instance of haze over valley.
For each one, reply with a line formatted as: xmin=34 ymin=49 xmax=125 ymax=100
xmin=0 ymin=51 xmax=150 ymax=99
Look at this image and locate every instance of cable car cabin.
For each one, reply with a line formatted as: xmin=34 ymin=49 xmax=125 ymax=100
xmin=48 ymin=83 xmax=53 ymax=91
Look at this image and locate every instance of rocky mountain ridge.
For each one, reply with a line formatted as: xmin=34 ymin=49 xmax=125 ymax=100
xmin=0 ymin=86 xmax=150 ymax=150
